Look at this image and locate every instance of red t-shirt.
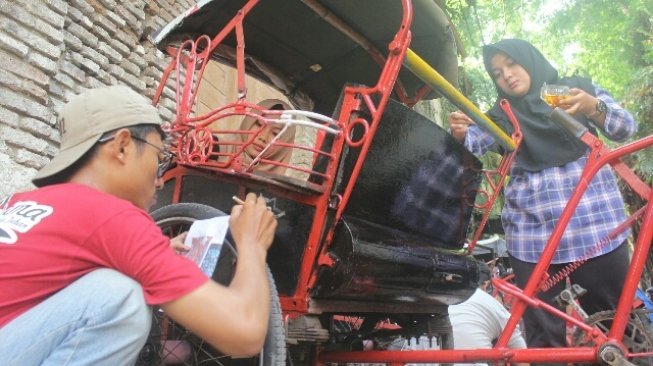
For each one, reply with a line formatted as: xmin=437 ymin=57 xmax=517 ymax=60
xmin=0 ymin=183 xmax=209 ymax=327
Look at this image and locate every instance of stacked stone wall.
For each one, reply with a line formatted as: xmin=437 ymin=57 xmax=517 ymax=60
xmin=0 ymin=0 xmax=202 ymax=196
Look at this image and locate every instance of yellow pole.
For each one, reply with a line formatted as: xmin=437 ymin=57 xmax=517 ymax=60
xmin=404 ymin=48 xmax=515 ymax=151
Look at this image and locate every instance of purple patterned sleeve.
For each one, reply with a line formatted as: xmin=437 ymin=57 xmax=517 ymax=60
xmin=463 ymin=124 xmax=497 ymax=157
xmin=594 ymin=85 xmax=636 ymax=142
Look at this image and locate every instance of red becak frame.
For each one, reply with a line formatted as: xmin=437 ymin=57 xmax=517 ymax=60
xmin=150 ymin=0 xmax=653 ymax=364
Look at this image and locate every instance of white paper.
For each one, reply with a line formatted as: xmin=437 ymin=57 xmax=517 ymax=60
xmin=183 ymin=216 xmax=230 ymax=277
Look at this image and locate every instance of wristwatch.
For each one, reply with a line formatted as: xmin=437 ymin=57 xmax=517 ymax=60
xmin=596 ymin=99 xmax=607 ymax=114
xmin=588 ymin=99 xmax=607 ymax=118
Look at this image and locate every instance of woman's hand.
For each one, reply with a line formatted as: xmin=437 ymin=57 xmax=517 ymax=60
xmin=448 ymin=111 xmax=474 ymax=142
xmin=560 ymin=88 xmax=598 ymax=118
xmin=170 ymin=232 xmax=190 ymax=253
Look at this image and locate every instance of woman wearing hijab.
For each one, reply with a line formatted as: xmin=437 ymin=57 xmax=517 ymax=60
xmin=225 ymin=99 xmax=296 ymax=175
xmin=448 ymin=39 xmax=636 ymax=363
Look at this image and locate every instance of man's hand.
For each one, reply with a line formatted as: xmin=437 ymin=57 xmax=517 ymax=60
xmin=448 ymin=110 xmax=474 ymax=143
xmin=170 ymin=232 xmax=190 ymax=253
xmin=161 ymin=193 xmax=276 ymax=356
xmin=229 ymin=193 xmax=277 ymax=258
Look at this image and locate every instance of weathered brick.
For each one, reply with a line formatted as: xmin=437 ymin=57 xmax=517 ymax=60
xmin=144 ymin=51 xmax=170 ymax=72
xmin=115 ymin=6 xmax=138 ymax=28
xmin=157 ymin=104 xmax=174 ymax=121
xmin=24 ymin=1 xmax=65 ymax=29
xmin=43 ymin=0 xmax=68 ymax=16
xmin=1 ymin=125 xmax=50 ymax=153
xmin=120 ymin=58 xmax=141 ymax=75
xmin=152 ymin=0 xmax=171 ymax=8
xmin=0 ymin=18 xmax=62 ymax=60
xmin=91 ymin=22 xmax=111 ymax=44
xmin=28 ymin=51 xmax=59 ymax=76
xmin=0 ymin=88 xmax=51 ymax=122
xmin=49 ymin=127 xmax=61 ymax=143
xmin=161 ymin=85 xmax=175 ymax=100
xmin=0 ymin=152 xmax=37 ymax=196
xmin=53 ymin=71 xmax=75 ymax=89
xmin=142 ymin=76 xmax=155 ymax=88
xmin=84 ymin=76 xmax=105 ymax=89
xmin=67 ymin=0 xmax=94 ymax=17
xmin=14 ymin=148 xmax=50 ymax=169
xmin=114 ymin=28 xmax=136 ymax=50
xmin=0 ymin=106 xmax=20 ymax=128
xmin=63 ymin=31 xmax=83 ymax=52
xmin=49 ymin=97 xmax=66 ymax=115
xmin=21 ymin=80 xmax=50 ymax=105
xmin=107 ymin=63 xmax=125 ymax=79
xmin=0 ymin=29 xmax=28 ymax=57
xmin=110 ymin=37 xmax=131 ymax=57
xmin=21 ymin=117 xmax=54 ymax=140
xmin=0 ymin=50 xmax=49 ymax=86
xmin=60 ymin=58 xmax=86 ymax=83
xmin=69 ymin=52 xmax=99 ymax=74
xmin=143 ymin=87 xmax=155 ymax=99
xmin=143 ymin=65 xmax=163 ymax=79
xmin=45 ymin=143 xmax=58 ymax=157
xmin=92 ymin=12 xmax=116 ymax=37
xmin=144 ymin=0 xmax=160 ymax=15
xmin=48 ymin=79 xmax=67 ymax=99
xmin=94 ymin=67 xmax=115 ymax=85
xmin=145 ymin=84 xmax=175 ymax=102
xmin=80 ymin=45 xmax=109 ymax=69
xmin=129 ymin=53 xmax=147 ymax=71
xmin=134 ymin=45 xmax=146 ymax=56
xmin=160 ymin=98 xmax=177 ymax=114
xmin=66 ymin=6 xmax=93 ymax=29
xmin=66 ymin=23 xmax=98 ymax=48
xmin=157 ymin=7 xmax=174 ymax=23
xmin=116 ymin=72 xmax=146 ymax=93
xmin=97 ymin=41 xmax=123 ymax=63
xmin=0 ymin=67 xmax=23 ymax=91
xmin=104 ymin=9 xmax=126 ymax=30
xmin=149 ymin=15 xmax=167 ymax=31
xmin=0 ymin=2 xmax=64 ymax=45
xmin=96 ymin=0 xmax=118 ymax=9
xmin=126 ymin=5 xmax=146 ymax=22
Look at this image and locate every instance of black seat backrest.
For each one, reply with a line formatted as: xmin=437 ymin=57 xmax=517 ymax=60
xmin=338 ymin=99 xmax=482 ymax=249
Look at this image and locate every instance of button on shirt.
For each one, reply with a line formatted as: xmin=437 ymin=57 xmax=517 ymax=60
xmin=464 ymin=86 xmax=636 ymax=263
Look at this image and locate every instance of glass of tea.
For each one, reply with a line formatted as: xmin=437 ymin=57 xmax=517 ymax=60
xmin=541 ymin=83 xmax=570 ymax=107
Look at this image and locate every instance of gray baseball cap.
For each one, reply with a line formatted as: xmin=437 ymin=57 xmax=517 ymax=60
xmin=32 ymin=85 xmax=162 ymax=186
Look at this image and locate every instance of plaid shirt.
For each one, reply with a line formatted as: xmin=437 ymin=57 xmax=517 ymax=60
xmin=464 ymin=86 xmax=636 ymax=263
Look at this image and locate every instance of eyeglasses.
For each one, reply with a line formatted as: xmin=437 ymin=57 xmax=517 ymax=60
xmin=99 ymin=133 xmax=174 ymax=178
xmin=130 ymin=136 xmax=174 ymax=178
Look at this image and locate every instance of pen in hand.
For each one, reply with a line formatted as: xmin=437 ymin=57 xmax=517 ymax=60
xmin=232 ymin=196 xmax=246 ymax=205
xmin=232 ymin=195 xmax=284 ymax=218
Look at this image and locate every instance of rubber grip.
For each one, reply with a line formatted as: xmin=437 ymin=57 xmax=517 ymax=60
xmin=550 ymin=108 xmax=588 ymax=139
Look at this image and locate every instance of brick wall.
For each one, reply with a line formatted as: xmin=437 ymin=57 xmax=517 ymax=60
xmin=0 ymin=0 xmax=200 ymax=197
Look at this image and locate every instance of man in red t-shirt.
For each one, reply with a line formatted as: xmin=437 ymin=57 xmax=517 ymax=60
xmin=0 ymin=85 xmax=277 ymax=366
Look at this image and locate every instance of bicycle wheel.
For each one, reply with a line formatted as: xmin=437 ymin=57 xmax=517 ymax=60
xmin=572 ymin=309 xmax=653 ymax=366
xmin=136 ymin=202 xmax=286 ymax=366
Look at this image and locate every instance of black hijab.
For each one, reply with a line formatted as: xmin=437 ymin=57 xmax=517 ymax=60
xmin=482 ymin=39 xmax=596 ymax=171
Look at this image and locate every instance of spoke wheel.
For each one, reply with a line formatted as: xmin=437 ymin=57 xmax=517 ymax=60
xmin=136 ymin=203 xmax=286 ymax=366
xmin=572 ymin=309 xmax=653 ymax=366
